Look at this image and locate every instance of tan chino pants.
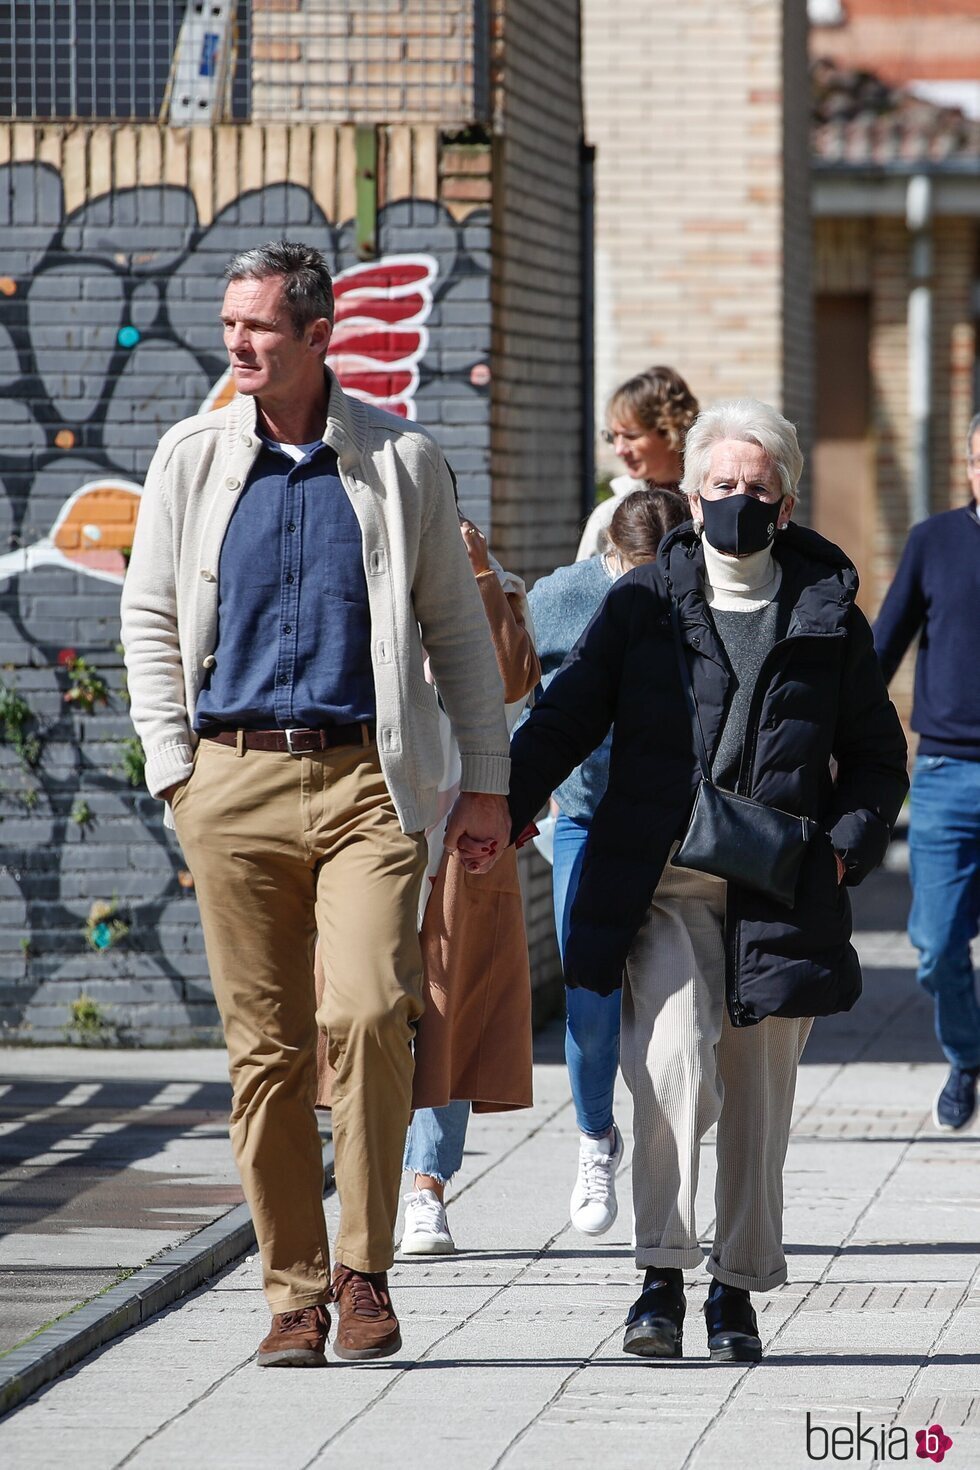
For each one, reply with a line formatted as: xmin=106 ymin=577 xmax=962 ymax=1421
xmin=172 ymin=736 xmax=427 ymax=1312
xmin=622 ymin=859 xmax=812 ymax=1293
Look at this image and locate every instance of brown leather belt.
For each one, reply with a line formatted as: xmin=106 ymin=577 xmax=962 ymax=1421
xmin=202 ymin=723 xmax=375 ymax=755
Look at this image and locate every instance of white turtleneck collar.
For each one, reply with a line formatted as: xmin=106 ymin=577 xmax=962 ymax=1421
xmin=701 ymin=535 xmax=782 ymax=612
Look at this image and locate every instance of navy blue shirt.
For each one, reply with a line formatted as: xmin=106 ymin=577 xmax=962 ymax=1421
xmin=873 ymin=503 xmax=980 ymax=761
xmin=195 ymin=437 xmax=376 ymax=731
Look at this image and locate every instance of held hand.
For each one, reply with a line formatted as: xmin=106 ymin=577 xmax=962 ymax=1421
xmin=444 ymin=791 xmax=511 ymax=875
xmin=160 ymin=782 xmax=182 ymax=805
xmin=459 ymin=519 xmax=491 ymax=576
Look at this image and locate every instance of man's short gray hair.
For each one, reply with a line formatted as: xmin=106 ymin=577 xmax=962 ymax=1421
xmin=681 ymin=399 xmax=805 ymax=502
xmin=224 ymin=240 xmax=334 ymax=333
xmin=967 ymin=412 xmax=980 ymax=456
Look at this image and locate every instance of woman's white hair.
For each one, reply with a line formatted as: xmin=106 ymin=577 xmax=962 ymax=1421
xmin=680 ymin=399 xmax=804 ymax=503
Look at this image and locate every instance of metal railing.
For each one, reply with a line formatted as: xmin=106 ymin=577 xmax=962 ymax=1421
xmin=0 ymin=0 xmax=488 ymax=125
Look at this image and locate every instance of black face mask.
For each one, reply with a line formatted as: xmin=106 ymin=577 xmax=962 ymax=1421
xmin=699 ymin=493 xmax=779 ymax=556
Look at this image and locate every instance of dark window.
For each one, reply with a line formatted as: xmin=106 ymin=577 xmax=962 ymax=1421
xmin=0 ymin=1 xmax=250 ymax=121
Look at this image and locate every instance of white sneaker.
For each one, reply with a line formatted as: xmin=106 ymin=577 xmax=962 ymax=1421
xmin=569 ymin=1126 xmax=624 ymax=1235
xmin=400 ymin=1188 xmax=456 ymax=1255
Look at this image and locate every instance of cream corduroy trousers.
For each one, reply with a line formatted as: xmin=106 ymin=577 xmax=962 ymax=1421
xmin=622 ymin=859 xmax=812 ymax=1292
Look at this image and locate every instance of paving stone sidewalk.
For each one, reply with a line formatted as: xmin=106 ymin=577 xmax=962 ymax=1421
xmin=2 ymin=860 xmax=979 ymax=1470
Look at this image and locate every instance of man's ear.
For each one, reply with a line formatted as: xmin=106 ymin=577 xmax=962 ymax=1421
xmin=309 ymin=316 xmax=332 ymax=357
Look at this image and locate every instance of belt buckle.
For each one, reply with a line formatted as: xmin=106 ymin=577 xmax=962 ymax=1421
xmin=284 ymin=727 xmax=307 ymax=755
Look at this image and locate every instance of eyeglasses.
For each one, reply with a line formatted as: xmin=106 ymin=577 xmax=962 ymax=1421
xmin=601 ymin=428 xmax=645 ymax=445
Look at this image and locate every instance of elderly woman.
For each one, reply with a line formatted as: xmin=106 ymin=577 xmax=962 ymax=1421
xmin=496 ymin=401 xmax=908 ymax=1362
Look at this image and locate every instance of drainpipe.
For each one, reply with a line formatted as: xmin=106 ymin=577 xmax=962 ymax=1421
xmin=906 ymin=174 xmax=933 ymax=524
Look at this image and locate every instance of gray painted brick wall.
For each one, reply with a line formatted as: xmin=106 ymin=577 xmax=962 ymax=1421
xmin=0 ymin=159 xmax=493 ymax=1044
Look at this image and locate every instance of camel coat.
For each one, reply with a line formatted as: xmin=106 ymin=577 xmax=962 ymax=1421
xmin=315 ymin=568 xmax=539 ymax=1112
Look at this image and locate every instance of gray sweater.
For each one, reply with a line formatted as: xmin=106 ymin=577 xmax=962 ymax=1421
xmin=525 ymin=556 xmax=615 ymax=821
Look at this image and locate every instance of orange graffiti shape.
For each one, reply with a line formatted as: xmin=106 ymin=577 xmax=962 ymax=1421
xmin=52 ymin=485 xmax=141 ymax=574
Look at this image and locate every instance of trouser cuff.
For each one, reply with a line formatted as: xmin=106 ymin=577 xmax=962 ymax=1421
xmin=635 ymin=1245 xmax=704 ymax=1271
xmin=333 ymin=1245 xmax=395 ymax=1275
xmin=707 ymin=1257 xmax=787 ymax=1293
xmin=265 ymin=1287 xmax=332 ymax=1314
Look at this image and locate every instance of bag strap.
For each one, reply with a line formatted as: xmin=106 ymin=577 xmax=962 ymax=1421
xmin=670 ymin=598 xmax=712 ymax=784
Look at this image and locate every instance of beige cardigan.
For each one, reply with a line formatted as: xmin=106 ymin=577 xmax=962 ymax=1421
xmin=120 ymin=370 xmax=510 ymax=832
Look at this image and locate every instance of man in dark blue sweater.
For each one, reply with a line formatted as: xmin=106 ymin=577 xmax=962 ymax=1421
xmin=874 ymin=412 xmax=980 ymax=1130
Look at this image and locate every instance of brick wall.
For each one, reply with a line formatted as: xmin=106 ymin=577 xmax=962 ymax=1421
xmin=488 ymin=0 xmax=585 ymax=1009
xmin=583 ymin=0 xmax=814 ymax=473
xmin=0 ymin=120 xmax=495 ymax=1042
xmin=814 ymin=211 xmax=978 ymax=731
xmin=251 ymin=0 xmax=481 ymax=123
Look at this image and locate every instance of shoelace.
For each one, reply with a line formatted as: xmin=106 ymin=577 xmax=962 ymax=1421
xmin=948 ymin=1070 xmax=978 ymax=1105
xmin=404 ymin=1190 xmax=447 ymax=1232
xmin=579 ymin=1150 xmax=616 ymax=1202
xmin=332 ymin=1268 xmax=389 ymax=1319
xmin=276 ymin=1305 xmax=328 ymax=1333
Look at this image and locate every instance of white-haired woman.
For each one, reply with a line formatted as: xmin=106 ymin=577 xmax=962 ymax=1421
xmin=494 ymin=401 xmax=909 ymax=1362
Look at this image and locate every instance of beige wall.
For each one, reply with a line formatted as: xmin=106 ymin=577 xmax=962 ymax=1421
xmin=813 ymin=212 xmax=978 ymax=732
xmin=583 ymin=0 xmax=813 ymax=469
xmin=251 ymin=0 xmax=478 ymax=123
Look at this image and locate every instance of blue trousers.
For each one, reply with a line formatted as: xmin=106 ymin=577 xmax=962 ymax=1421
xmin=403 ymin=813 xmax=622 ymax=1180
xmin=908 ymin=755 xmax=980 ymax=1070
xmin=553 ymin=813 xmax=621 ymax=1136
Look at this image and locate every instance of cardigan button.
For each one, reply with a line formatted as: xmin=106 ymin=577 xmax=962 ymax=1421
xmin=225 ymin=475 xmax=241 ymax=491
xmin=200 ymin=569 xmax=216 ymax=583
xmin=202 ymin=655 xmax=216 ymax=670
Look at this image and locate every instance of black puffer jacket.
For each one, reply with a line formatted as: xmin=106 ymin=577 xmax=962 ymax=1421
xmin=509 ymin=523 xmax=909 ymax=1025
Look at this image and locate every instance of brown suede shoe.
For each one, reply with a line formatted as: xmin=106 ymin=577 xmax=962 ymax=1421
xmin=331 ymin=1266 xmax=402 ymax=1360
xmin=256 ymin=1303 xmax=331 ymax=1367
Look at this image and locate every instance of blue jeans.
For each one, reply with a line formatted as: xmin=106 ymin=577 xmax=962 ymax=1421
xmin=908 ymin=755 xmax=980 ymax=1070
xmin=553 ymin=813 xmax=621 ymax=1136
xmin=403 ymin=1100 xmax=470 ymax=1182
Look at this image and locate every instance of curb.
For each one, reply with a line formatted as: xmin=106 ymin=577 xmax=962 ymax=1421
xmin=0 ymin=1141 xmax=335 ymax=1419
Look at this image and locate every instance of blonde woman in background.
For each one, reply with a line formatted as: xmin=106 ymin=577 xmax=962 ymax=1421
xmin=577 ymin=366 xmax=698 ymax=560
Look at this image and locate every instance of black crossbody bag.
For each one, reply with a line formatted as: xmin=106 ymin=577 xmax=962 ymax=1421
xmin=669 ymin=601 xmax=815 ymax=907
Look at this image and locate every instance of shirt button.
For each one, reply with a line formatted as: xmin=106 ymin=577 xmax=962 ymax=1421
xmin=287 ymin=521 xmax=296 ymax=533
xmin=278 ymin=674 xmax=288 ymax=686
xmin=286 ymin=573 xmax=295 ymax=584
xmin=283 ymin=624 xmax=292 ymax=634
xmin=225 ymin=476 xmax=241 ymax=491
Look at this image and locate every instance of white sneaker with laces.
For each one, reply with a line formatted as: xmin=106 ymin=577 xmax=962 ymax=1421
xmin=569 ymin=1126 xmax=624 ymax=1235
xmin=400 ymin=1188 xmax=456 ymax=1255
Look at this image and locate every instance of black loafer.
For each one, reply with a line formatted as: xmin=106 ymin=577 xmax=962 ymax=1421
xmin=623 ymin=1268 xmax=685 ymax=1359
xmin=704 ymin=1280 xmax=762 ymax=1362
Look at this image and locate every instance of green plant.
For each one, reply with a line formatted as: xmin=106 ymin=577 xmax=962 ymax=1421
xmin=71 ymin=798 xmax=93 ymax=828
xmin=65 ymin=992 xmax=115 ymax=1043
xmin=58 ymin=650 xmax=109 ymax=715
xmin=117 ymin=736 xmax=146 ymax=789
xmin=0 ymin=681 xmax=41 ymax=768
xmin=19 ymin=936 xmax=32 ymax=958
xmin=20 ymin=784 xmax=40 ymax=811
xmin=84 ymin=899 xmax=129 ymax=953
xmin=114 ymin=642 xmax=130 ymax=707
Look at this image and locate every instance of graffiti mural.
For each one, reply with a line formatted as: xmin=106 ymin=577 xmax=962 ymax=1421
xmin=0 ymin=162 xmax=491 ymax=1042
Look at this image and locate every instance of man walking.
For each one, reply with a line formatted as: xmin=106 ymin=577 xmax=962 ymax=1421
xmin=121 ymin=242 xmax=511 ymax=1365
xmin=874 ymin=412 xmax=980 ymax=1131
